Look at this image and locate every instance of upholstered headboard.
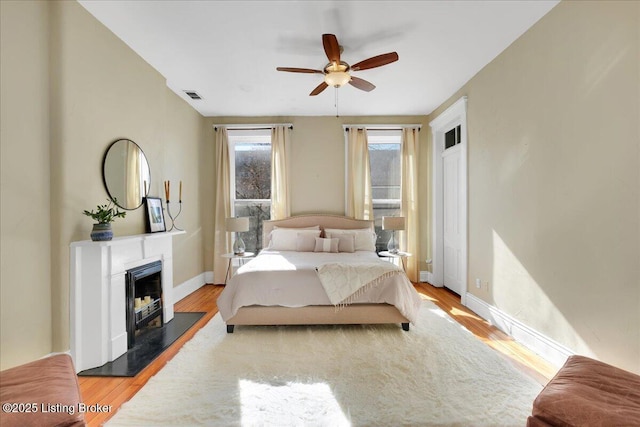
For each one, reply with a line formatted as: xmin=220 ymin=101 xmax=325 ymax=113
xmin=262 ymin=214 xmax=374 ymax=247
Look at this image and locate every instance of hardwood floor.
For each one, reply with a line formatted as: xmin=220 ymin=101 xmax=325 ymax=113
xmin=414 ymin=283 xmax=557 ymax=384
xmin=79 ymin=283 xmax=556 ymax=426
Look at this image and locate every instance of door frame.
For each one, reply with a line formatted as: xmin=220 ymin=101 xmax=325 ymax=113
xmin=429 ymin=96 xmax=468 ymax=305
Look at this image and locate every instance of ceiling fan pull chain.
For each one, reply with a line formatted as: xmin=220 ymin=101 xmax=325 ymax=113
xmin=335 ymin=87 xmax=339 ymax=117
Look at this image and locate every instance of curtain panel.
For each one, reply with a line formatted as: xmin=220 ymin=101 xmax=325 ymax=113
xmin=270 ymin=126 xmax=291 ymax=220
xmin=213 ymin=127 xmax=232 ymax=284
xmin=401 ymin=127 xmax=420 ymax=282
xmin=345 ymin=128 xmax=373 ymax=220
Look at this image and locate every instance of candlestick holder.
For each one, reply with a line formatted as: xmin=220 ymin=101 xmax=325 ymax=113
xmin=165 ymin=200 xmax=183 ymax=231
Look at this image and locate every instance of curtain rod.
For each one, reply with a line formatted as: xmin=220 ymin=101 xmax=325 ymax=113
xmin=342 ymin=124 xmax=422 ymax=131
xmin=213 ymin=124 xmax=293 ymax=131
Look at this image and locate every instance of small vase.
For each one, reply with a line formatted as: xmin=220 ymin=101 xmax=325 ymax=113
xmin=91 ymin=223 xmax=113 ymax=241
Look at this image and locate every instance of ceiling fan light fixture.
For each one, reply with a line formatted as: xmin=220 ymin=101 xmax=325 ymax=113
xmin=324 ymin=71 xmax=351 ymax=87
xmin=276 ymin=34 xmax=398 ymax=96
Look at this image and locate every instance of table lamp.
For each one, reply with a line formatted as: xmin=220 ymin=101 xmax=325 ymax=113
xmin=382 ymin=216 xmax=405 ymax=254
xmin=226 ymin=217 xmax=250 ymax=254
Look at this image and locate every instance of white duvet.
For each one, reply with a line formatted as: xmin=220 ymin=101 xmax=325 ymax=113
xmin=216 ymin=250 xmax=422 ymax=324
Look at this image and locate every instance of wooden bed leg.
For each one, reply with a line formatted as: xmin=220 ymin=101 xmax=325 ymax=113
xmin=226 ymin=324 xmax=235 ymax=333
xmin=401 ymin=323 xmax=410 ymax=331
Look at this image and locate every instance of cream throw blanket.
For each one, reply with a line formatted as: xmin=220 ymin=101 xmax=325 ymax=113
xmin=316 ymin=262 xmax=402 ymax=306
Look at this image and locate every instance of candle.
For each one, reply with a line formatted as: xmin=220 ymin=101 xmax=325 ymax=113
xmin=179 ymin=180 xmax=182 ymax=202
xmin=135 ymin=298 xmax=141 ymax=309
xmin=144 ymin=295 xmax=151 ymax=304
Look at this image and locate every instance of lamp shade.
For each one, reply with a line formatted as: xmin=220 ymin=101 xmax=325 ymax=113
xmin=225 ymin=217 xmax=249 ymax=232
xmin=382 ymin=216 xmax=405 ymax=231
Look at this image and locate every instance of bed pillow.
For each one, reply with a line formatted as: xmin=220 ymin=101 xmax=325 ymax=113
xmin=324 ymin=228 xmax=376 ymax=252
xmin=295 ymin=234 xmax=317 ymax=252
xmin=337 ymin=234 xmax=356 ymax=253
xmin=269 ymin=229 xmax=321 ymax=251
xmin=314 ymin=237 xmax=339 ymax=253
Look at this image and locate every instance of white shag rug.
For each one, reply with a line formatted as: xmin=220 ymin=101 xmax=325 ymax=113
xmin=106 ymin=300 xmax=541 ymax=427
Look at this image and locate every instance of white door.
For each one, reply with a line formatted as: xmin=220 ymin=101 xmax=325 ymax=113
xmin=442 ymin=144 xmax=464 ymax=295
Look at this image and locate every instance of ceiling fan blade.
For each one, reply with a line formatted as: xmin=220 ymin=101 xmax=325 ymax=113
xmin=351 ymin=52 xmax=399 ymax=71
xmin=309 ymin=81 xmax=329 ymax=96
xmin=322 ymin=34 xmax=341 ymax=63
xmin=349 ymin=76 xmax=376 ymax=92
xmin=276 ymin=67 xmax=324 ymax=74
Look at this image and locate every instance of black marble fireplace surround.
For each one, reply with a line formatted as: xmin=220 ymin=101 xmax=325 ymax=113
xmin=126 ymin=261 xmax=164 ymax=349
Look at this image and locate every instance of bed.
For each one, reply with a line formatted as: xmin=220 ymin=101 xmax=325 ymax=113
xmin=216 ymin=214 xmax=423 ymax=332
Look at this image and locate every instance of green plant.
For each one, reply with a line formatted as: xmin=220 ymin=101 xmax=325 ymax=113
xmin=83 ymin=199 xmax=126 ymax=224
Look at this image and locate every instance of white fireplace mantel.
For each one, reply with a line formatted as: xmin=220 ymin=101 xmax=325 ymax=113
xmin=70 ymin=231 xmax=184 ymax=372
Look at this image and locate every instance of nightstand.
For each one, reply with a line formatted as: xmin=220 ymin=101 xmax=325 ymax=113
xmin=221 ymin=252 xmax=255 ymax=284
xmin=378 ymin=250 xmax=412 ymax=271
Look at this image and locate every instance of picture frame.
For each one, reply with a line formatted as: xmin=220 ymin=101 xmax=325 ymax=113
xmin=144 ymin=197 xmax=166 ymax=233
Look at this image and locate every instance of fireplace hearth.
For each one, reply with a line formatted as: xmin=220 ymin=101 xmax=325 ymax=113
xmin=126 ymin=261 xmax=163 ymax=348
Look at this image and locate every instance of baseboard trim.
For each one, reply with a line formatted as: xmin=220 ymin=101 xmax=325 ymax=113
xmin=43 ymin=351 xmax=72 ymax=360
xmin=419 ymin=270 xmax=433 ymax=283
xmin=465 ymin=293 xmax=573 ymax=367
xmin=173 ymin=272 xmax=210 ymax=303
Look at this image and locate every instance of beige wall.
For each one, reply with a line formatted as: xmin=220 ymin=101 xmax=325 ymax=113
xmin=206 ymin=116 xmax=431 ymax=272
xmin=1 ymin=1 xmax=208 ymax=368
xmin=1 ymin=0 xmax=52 ymax=370
xmin=4 ymin=0 xmax=636 ymax=375
xmin=428 ymin=0 xmax=639 ymax=373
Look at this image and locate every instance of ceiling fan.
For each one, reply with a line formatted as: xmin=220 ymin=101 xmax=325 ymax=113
xmin=276 ymin=34 xmax=399 ymax=96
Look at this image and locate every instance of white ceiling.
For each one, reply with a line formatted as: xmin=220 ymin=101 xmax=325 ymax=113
xmin=78 ymin=0 xmax=558 ymax=117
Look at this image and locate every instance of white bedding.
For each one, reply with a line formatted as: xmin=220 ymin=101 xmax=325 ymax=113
xmin=216 ymin=250 xmax=422 ymax=324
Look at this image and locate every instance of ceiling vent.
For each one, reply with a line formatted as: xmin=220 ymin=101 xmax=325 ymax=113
xmin=183 ymin=90 xmax=202 ymax=100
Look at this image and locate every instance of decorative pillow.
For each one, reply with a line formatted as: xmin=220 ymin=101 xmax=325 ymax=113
xmin=337 ymin=235 xmax=356 ymax=253
xmin=324 ymin=228 xmax=376 ymax=252
xmin=269 ymin=229 xmax=320 ymax=251
xmin=295 ymin=234 xmax=317 ymax=252
xmin=314 ymin=237 xmax=339 ymax=253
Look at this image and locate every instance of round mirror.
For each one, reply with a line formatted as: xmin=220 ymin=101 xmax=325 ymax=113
xmin=102 ymin=139 xmax=150 ymax=210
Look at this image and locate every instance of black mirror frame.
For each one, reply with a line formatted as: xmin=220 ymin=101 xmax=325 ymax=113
xmin=101 ymin=138 xmax=150 ymax=210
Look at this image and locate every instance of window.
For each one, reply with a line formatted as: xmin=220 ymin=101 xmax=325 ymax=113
xmin=444 ymin=125 xmax=461 ymax=149
xmin=368 ymin=130 xmax=402 ymax=251
xmin=228 ymin=130 xmax=271 ymax=252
